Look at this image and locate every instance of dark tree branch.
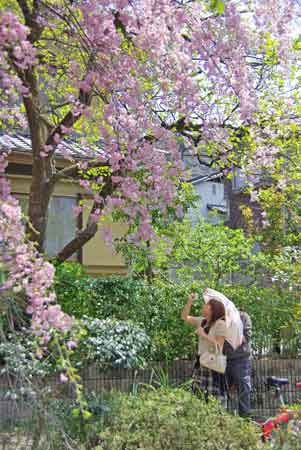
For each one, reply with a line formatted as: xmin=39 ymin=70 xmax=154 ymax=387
xmin=52 ymin=159 xmax=109 ymax=182
xmin=56 ymin=204 xmax=99 ymax=263
xmin=17 ymin=0 xmax=31 ymax=21
xmin=56 ymin=177 xmax=114 ymax=262
xmin=43 ymin=89 xmax=93 ymax=159
xmin=17 ymin=0 xmax=43 ymax=43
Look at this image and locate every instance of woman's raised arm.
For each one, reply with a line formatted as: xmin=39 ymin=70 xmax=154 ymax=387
xmin=181 ymin=293 xmax=201 ymax=327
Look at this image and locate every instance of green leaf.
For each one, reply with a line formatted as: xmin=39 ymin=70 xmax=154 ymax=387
xmin=83 ymin=410 xmax=93 ymax=419
xmin=71 ymin=407 xmax=80 ymax=417
xmin=210 ymin=0 xmax=225 ymax=15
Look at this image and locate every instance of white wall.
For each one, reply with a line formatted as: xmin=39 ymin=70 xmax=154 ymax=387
xmin=189 ymin=181 xmax=227 ymax=224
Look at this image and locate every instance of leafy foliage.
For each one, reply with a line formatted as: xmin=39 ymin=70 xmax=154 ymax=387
xmin=124 ymin=217 xmax=301 ymax=355
xmin=55 ymin=249 xmax=300 ymax=362
xmin=55 ymin=264 xmax=195 ymax=361
xmin=54 ymin=263 xmax=147 ymax=319
xmin=74 ymin=317 xmax=151 ymax=369
xmin=0 ymin=335 xmax=52 ymax=404
xmin=98 ymin=388 xmax=260 ymax=450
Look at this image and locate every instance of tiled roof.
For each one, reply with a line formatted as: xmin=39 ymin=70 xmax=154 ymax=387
xmin=0 ymin=134 xmax=32 ymax=152
xmin=0 ymin=133 xmax=105 ymax=160
xmin=0 ymin=134 xmax=224 ymax=183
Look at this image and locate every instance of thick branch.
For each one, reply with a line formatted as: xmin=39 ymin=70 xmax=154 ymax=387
xmin=17 ymin=0 xmax=43 ymax=43
xmin=17 ymin=0 xmax=31 ymax=22
xmin=52 ymin=159 xmax=109 ymax=182
xmin=56 ymin=216 xmax=98 ymax=263
xmin=45 ymin=105 xmax=90 ymax=153
xmin=45 ymin=73 xmax=94 ymax=159
xmin=56 ymin=178 xmax=113 ymax=262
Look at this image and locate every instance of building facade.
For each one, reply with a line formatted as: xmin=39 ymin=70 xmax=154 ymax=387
xmin=1 ymin=134 xmax=127 ymax=276
xmin=182 ymin=149 xmax=228 ymax=224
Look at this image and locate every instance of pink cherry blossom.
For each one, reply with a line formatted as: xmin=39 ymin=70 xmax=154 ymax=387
xmin=60 ymin=373 xmax=68 ymax=383
xmin=0 ymin=154 xmax=72 ymax=335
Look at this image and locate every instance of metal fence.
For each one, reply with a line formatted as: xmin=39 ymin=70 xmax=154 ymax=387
xmin=1 ymin=357 xmax=301 ymax=426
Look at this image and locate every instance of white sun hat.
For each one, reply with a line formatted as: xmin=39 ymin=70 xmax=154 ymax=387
xmin=203 ymin=288 xmax=243 ymax=350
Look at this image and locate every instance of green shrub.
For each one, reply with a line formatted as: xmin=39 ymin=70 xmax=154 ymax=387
xmin=73 ymin=317 xmax=151 ymax=368
xmin=55 ymin=264 xmax=196 ymax=361
xmin=222 ymin=284 xmax=299 ymax=355
xmin=54 ymin=263 xmax=148 ymax=319
xmin=0 ymin=330 xmax=54 ymax=405
xmin=55 ymin=232 xmax=301 ymax=362
xmin=54 ymin=262 xmax=97 ymax=318
xmin=0 ymin=395 xmax=111 ymax=450
xmin=44 ymin=393 xmax=118 ymax=447
xmin=97 ymin=388 xmax=260 ymax=450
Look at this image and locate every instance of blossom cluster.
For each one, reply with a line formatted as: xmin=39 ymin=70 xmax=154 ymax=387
xmin=0 ymin=12 xmax=36 ymax=126
xmin=0 ymin=154 xmax=72 ymax=335
xmin=63 ymin=0 xmax=297 ymax=238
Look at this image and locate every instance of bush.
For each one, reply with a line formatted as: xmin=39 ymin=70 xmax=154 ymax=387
xmin=73 ymin=317 xmax=151 ymax=368
xmin=44 ymin=392 xmax=118 ymax=448
xmin=222 ymin=284 xmax=299 ymax=355
xmin=0 ymin=395 xmax=109 ymax=450
xmin=56 ymin=265 xmax=299 ymax=362
xmin=0 ymin=331 xmax=54 ymax=404
xmin=55 ymin=264 xmax=195 ymax=361
xmin=97 ymin=388 xmax=260 ymax=450
xmin=54 ymin=263 xmax=147 ymax=319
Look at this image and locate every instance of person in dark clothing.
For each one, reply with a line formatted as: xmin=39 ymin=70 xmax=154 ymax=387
xmin=224 ymin=311 xmax=252 ymax=417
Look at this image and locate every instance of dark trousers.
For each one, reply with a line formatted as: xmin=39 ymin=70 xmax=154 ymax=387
xmin=226 ymin=357 xmax=251 ymax=417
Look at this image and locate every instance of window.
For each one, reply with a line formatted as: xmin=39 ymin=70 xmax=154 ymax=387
xmin=45 ymin=196 xmax=77 ymax=257
xmin=14 ymin=194 xmax=78 ymax=260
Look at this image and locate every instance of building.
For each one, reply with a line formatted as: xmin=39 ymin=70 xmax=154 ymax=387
xmin=224 ymin=168 xmax=265 ymax=231
xmin=1 ymin=134 xmax=127 ymax=276
xmin=182 ymin=148 xmax=228 ymax=224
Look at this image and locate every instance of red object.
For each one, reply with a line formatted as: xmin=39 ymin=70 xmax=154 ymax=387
xmin=262 ymin=413 xmax=290 ymax=440
xmin=262 ymin=419 xmax=275 ymax=439
xmin=274 ymin=412 xmax=290 ymax=424
xmin=296 ymin=382 xmax=301 ymax=389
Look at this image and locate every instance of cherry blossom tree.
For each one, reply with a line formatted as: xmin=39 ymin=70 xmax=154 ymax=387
xmin=0 ymin=0 xmax=298 ymax=330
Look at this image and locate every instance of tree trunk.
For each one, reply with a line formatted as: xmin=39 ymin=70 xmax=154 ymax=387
xmin=27 ymin=155 xmax=55 ymax=252
xmin=15 ymin=0 xmax=95 ymax=256
xmin=23 ymin=94 xmax=55 ymax=253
